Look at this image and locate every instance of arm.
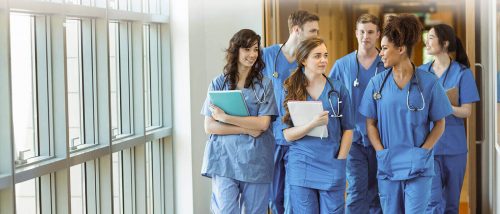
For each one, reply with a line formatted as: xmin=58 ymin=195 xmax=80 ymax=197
xmin=421 ymin=118 xmax=446 ymax=149
xmin=366 ymin=118 xmax=384 ymax=151
xmin=210 ymin=104 xmax=271 ymax=131
xmin=283 ymin=111 xmax=329 ymax=142
xmin=337 ymin=129 xmax=353 ymax=159
xmin=451 ymin=103 xmax=472 ymax=118
xmin=204 ymin=116 xmax=262 ymax=137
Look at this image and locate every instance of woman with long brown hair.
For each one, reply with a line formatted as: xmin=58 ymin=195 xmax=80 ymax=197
xmin=280 ymin=37 xmax=354 ymax=213
xmin=201 ymin=29 xmax=277 ymax=213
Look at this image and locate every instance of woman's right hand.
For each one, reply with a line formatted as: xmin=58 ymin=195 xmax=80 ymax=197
xmin=308 ymin=111 xmax=329 ymax=128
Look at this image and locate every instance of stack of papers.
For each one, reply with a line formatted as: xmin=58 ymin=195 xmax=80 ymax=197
xmin=287 ymin=101 xmax=328 ymax=138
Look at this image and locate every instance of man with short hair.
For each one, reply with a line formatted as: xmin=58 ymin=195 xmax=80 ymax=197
xmin=328 ymin=13 xmax=384 ymax=214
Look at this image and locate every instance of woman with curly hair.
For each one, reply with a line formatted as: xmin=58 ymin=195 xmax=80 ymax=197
xmin=201 ymin=29 xmax=277 ymax=213
xmin=359 ymin=14 xmax=453 ymax=213
xmin=281 ymin=37 xmax=354 ymax=213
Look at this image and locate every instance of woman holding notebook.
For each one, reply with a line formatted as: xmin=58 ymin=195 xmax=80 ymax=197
xmin=280 ymin=37 xmax=354 ymax=213
xmin=418 ymin=24 xmax=480 ymax=213
xmin=201 ymin=29 xmax=277 ymax=213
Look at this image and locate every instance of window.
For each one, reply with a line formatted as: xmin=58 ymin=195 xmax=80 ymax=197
xmin=15 ymin=178 xmax=39 ymax=214
xmin=143 ymin=24 xmax=162 ymax=129
xmin=70 ymin=164 xmax=87 ymax=214
xmin=110 ymin=21 xmax=133 ymax=139
xmin=10 ymin=13 xmax=38 ymax=162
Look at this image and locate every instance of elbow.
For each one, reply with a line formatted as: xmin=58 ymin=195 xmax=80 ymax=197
xmin=283 ymin=130 xmax=293 ymax=143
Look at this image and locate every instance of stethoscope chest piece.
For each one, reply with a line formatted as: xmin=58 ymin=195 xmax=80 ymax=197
xmin=272 ymin=71 xmax=278 ymax=78
xmin=373 ymin=92 xmax=381 ymax=100
xmin=353 ymin=78 xmax=359 ymax=87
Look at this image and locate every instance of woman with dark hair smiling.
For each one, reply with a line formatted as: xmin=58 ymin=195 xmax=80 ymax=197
xmin=359 ymin=14 xmax=453 ymax=213
xmin=419 ymin=24 xmax=480 ymax=214
xmin=201 ymin=29 xmax=277 ymax=213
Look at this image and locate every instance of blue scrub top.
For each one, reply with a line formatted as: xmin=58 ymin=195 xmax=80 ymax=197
xmin=329 ymin=51 xmax=385 ymax=146
xmin=419 ymin=61 xmax=480 ymax=155
xmin=280 ymin=77 xmax=354 ymax=190
xmin=359 ymin=68 xmax=453 ymax=181
xmin=201 ymin=74 xmax=278 ymax=183
xmin=262 ymin=44 xmax=298 ymax=145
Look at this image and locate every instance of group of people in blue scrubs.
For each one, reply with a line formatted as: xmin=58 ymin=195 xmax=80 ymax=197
xmin=201 ymin=10 xmax=479 ymax=214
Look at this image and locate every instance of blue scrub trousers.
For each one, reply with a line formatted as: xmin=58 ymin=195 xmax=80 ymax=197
xmin=211 ymin=175 xmax=269 ymax=214
xmin=346 ymin=142 xmax=382 ymax=214
xmin=426 ymin=153 xmax=467 ymax=214
xmin=289 ymin=185 xmax=345 ymax=214
xmin=270 ymin=144 xmax=290 ymax=214
xmin=378 ymin=176 xmax=432 ymax=214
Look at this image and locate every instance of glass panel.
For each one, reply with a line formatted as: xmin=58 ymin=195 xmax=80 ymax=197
xmin=70 ymin=164 xmax=86 ymax=214
xmin=109 ymin=22 xmax=121 ymax=138
xmin=10 ymin=13 xmax=38 ymax=161
xmin=16 ymin=178 xmax=39 ymax=214
xmin=142 ymin=0 xmax=149 ymax=13
xmin=112 ymin=152 xmax=122 ymax=214
xmin=146 ymin=142 xmax=153 ymax=213
xmin=143 ymin=25 xmax=152 ymax=127
xmin=65 ymin=0 xmax=81 ymax=4
xmin=66 ymin=19 xmax=84 ymax=149
xmin=109 ymin=0 xmax=118 ymax=10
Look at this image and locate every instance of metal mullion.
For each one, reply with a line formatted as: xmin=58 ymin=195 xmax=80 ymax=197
xmin=39 ymin=174 xmax=52 ymax=213
xmin=85 ymin=160 xmax=97 ymax=214
xmin=131 ymin=21 xmax=144 ymax=136
xmin=160 ymin=23 xmax=172 ymax=128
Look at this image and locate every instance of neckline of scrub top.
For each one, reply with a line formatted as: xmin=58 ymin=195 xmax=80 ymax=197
xmin=356 ymin=52 xmax=380 ymax=71
xmin=278 ymin=45 xmax=297 ymax=65
xmin=306 ymin=80 xmax=328 ymax=101
xmin=429 ymin=60 xmax=454 ymax=83
xmin=390 ymin=72 xmax=413 ymax=91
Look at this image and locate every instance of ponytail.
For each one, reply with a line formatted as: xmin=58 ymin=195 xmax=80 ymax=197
xmin=454 ymin=37 xmax=470 ymax=68
xmin=282 ymin=66 xmax=308 ymax=126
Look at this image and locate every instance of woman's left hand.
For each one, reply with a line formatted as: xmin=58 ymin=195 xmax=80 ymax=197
xmin=209 ymin=104 xmax=227 ymax=122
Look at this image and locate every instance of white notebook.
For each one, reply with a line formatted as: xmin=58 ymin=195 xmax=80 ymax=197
xmin=287 ymin=101 xmax=328 ymax=138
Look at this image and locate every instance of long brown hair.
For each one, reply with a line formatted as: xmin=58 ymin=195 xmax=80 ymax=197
xmin=223 ymin=29 xmax=265 ymax=90
xmin=282 ymin=37 xmax=325 ymax=126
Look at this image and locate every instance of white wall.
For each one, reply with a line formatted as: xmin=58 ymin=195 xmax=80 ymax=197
xmin=170 ymin=0 xmax=263 ymax=213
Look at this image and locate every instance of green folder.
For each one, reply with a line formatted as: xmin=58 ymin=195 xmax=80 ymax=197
xmin=209 ymin=90 xmax=250 ymax=116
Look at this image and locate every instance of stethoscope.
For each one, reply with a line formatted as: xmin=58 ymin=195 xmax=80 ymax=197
xmin=353 ymin=49 xmax=384 ymax=87
xmin=222 ymin=78 xmax=269 ymax=104
xmin=372 ymin=63 xmax=425 ymax=111
xmin=322 ymin=74 xmax=343 ymax=117
xmin=427 ymin=57 xmax=452 ymax=86
xmin=272 ymin=41 xmax=287 ymax=78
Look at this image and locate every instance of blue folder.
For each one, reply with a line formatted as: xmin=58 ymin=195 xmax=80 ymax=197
xmin=209 ymin=90 xmax=250 ymax=116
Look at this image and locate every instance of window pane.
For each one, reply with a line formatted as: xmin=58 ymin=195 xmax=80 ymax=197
xmin=112 ymin=152 xmax=122 ymax=214
xmin=66 ymin=19 xmax=84 ymax=149
xmin=71 ymin=164 xmax=86 ymax=214
xmin=146 ymin=142 xmax=153 ymax=213
xmin=143 ymin=25 xmax=152 ymax=127
xmin=16 ymin=178 xmax=39 ymax=214
xmin=109 ymin=22 xmax=121 ymax=138
xmin=10 ymin=13 xmax=38 ymax=161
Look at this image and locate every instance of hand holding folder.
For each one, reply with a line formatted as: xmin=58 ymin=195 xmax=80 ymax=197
xmin=446 ymin=87 xmax=459 ymax=106
xmin=287 ymin=101 xmax=328 ymax=138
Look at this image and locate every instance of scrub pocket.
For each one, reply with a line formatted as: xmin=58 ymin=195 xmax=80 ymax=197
xmin=375 ymin=149 xmax=391 ymax=179
xmin=409 ymin=147 xmax=433 ymax=176
xmin=329 ymin=158 xmax=347 ymax=190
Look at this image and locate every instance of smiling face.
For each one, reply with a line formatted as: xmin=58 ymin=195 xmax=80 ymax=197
xmin=302 ymin=43 xmax=328 ymax=75
xmin=356 ymin=22 xmax=380 ymax=50
xmin=379 ymin=36 xmax=403 ymax=68
xmin=238 ymin=42 xmax=259 ymax=68
xmin=425 ymin=28 xmax=447 ymax=55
